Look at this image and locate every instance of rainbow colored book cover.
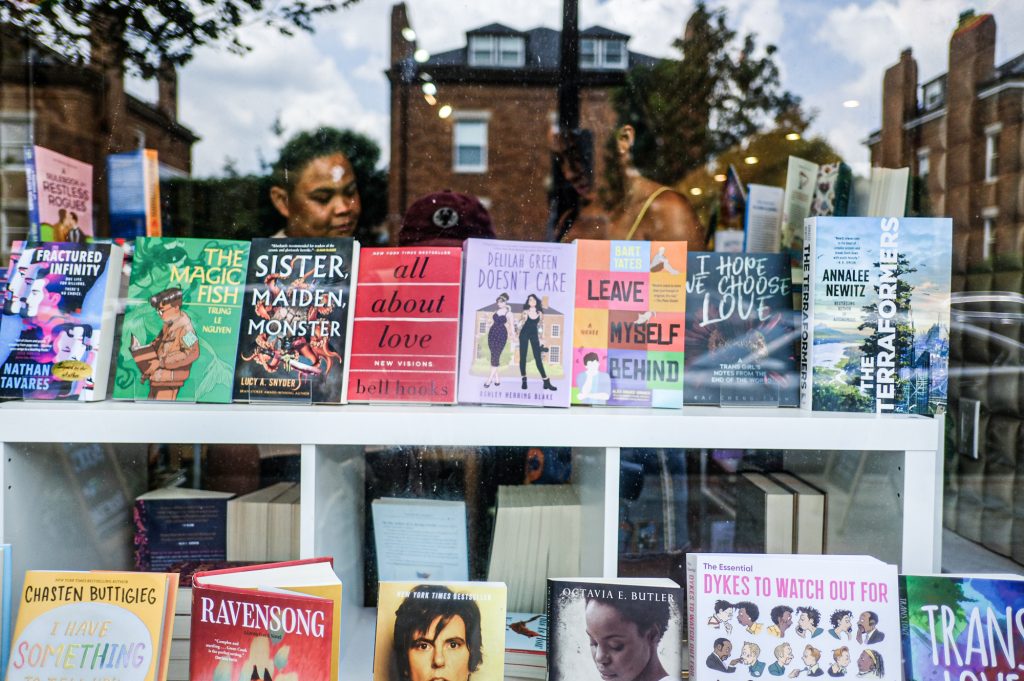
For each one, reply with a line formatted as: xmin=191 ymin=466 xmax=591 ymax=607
xmin=572 ymin=240 xmax=686 ymax=408
xmin=900 ymin=574 xmax=1024 ymax=681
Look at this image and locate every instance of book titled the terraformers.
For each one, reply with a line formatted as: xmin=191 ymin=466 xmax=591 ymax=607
xmin=348 ymin=247 xmax=461 ymax=403
xmin=899 ymin=573 xmax=1024 ymax=681
xmin=374 ymin=580 xmax=507 ymax=681
xmin=687 ymin=553 xmax=900 ymax=681
xmin=7 ymin=569 xmax=179 ymax=681
xmin=233 ymin=237 xmax=359 ymax=403
xmin=572 ymin=240 xmax=687 ymax=407
xmin=546 ymin=577 xmax=683 ymax=681
xmin=458 ymin=238 xmax=575 ymax=407
xmin=801 ymin=217 xmax=951 ymax=414
xmin=0 ymin=241 xmax=123 ymax=400
xmin=191 ymin=557 xmax=343 ymax=681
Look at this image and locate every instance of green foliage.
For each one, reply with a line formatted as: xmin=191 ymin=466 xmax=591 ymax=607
xmin=904 ymin=577 xmax=969 ymax=637
xmin=812 ymin=372 xmax=872 ymax=412
xmin=2 ymin=0 xmax=359 ymax=78
xmin=612 ymin=1 xmax=800 ymax=186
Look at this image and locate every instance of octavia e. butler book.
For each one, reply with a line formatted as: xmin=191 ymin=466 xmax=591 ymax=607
xmin=685 ymin=252 xmax=798 ymax=406
xmin=348 ymin=247 xmax=461 ymax=403
xmin=457 ymin=238 xmax=575 ymax=407
xmin=233 ymin=237 xmax=359 ymax=403
xmin=572 ymin=240 xmax=687 ymax=408
xmin=113 ymin=237 xmax=250 ymax=403
xmin=0 ymin=241 xmax=123 ymax=400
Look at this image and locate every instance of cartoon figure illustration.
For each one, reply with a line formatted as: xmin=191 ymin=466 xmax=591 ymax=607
xmin=708 ymin=600 xmax=735 ymax=634
xmin=788 ymin=645 xmax=824 ymax=678
xmin=829 ymin=610 xmax=854 ymax=640
xmin=51 ymin=322 xmax=94 ymax=398
xmin=855 ymin=611 xmax=884 ymax=644
xmin=736 ymin=601 xmax=763 ymax=635
xmin=577 ymin=351 xmax=611 ymax=403
xmin=768 ymin=605 xmax=794 ymax=637
xmin=729 ymin=641 xmax=765 ymax=678
xmin=250 ymin=271 xmax=337 ymax=375
xmin=484 ymin=292 xmax=514 ymax=387
xmin=706 ymin=638 xmax=736 ymax=673
xmin=67 ymin=212 xmax=84 ymax=243
xmin=518 ymin=293 xmax=555 ymax=391
xmin=795 ymin=606 xmax=823 ymax=638
xmin=393 ymin=584 xmax=482 ymax=681
xmin=23 ymin=277 xmax=48 ymax=317
xmin=856 ymin=650 xmax=884 ymax=679
xmin=52 ymin=208 xmax=73 ymax=241
xmin=829 ymin=647 xmax=851 ymax=677
xmin=769 ymin=643 xmax=794 ymax=676
xmin=129 ymin=287 xmax=200 ymax=399
xmin=649 ymin=246 xmax=680 ymax=275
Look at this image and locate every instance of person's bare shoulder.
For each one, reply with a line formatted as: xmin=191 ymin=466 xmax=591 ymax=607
xmin=645 ymin=188 xmax=708 ymax=251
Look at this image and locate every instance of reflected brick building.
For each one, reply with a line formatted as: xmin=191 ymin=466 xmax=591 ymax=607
xmin=386 ymin=3 xmax=657 ymax=241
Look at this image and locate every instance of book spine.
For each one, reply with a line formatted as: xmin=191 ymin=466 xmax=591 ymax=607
xmin=339 ymin=241 xmax=360 ymax=404
xmin=89 ymin=244 xmax=123 ymax=401
xmin=685 ymin=553 xmax=697 ymax=680
xmin=799 ymin=218 xmax=815 ymax=410
xmin=24 ymin=146 xmax=40 ymax=243
xmin=898 ymin=576 xmax=912 ymax=681
xmin=834 ymin=163 xmax=853 ymax=217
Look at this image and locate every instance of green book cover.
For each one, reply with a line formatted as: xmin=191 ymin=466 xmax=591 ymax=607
xmin=113 ymin=237 xmax=250 ymax=403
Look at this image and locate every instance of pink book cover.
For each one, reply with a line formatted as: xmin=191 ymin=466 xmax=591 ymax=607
xmin=26 ymin=145 xmax=93 ymax=242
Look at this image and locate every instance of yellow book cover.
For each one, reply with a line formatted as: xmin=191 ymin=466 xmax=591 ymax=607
xmin=7 ymin=570 xmax=178 ymax=681
xmin=374 ymin=581 xmax=507 ymax=681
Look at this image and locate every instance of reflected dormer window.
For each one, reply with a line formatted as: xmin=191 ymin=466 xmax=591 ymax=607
xmin=580 ymin=38 xmax=628 ymax=69
xmin=469 ymin=34 xmax=524 ymax=67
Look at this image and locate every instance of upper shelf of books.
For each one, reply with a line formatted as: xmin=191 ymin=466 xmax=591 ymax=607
xmin=0 ymin=400 xmax=940 ymax=450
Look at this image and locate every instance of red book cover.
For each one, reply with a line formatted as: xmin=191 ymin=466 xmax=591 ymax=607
xmin=189 ymin=581 xmax=334 ymax=681
xmin=347 ymin=247 xmax=462 ymax=403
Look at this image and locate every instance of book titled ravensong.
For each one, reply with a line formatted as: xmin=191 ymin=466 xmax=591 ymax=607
xmin=801 ymin=217 xmax=952 ymax=414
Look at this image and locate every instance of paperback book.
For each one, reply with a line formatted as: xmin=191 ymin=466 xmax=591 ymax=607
xmin=547 ymin=577 xmax=683 ymax=681
xmin=801 ymin=217 xmax=952 ymax=414
xmin=687 ymin=553 xmax=900 ymax=681
xmin=107 ymin=149 xmax=162 ymax=239
xmin=573 ymin=239 xmax=686 ymax=408
xmin=7 ymin=569 xmax=179 ymax=681
xmin=24 ymin=145 xmax=93 ymax=242
xmin=113 ymin=237 xmax=250 ymax=403
xmin=348 ymin=247 xmax=461 ymax=403
xmin=371 ymin=497 xmax=468 ymax=581
xmin=233 ymin=237 xmax=359 ymax=403
xmin=899 ymin=573 xmax=1024 ymax=681
xmin=191 ymin=557 xmax=343 ymax=681
xmin=685 ymin=252 xmax=798 ymax=406
xmin=134 ymin=487 xmax=234 ymax=572
xmin=0 ymin=241 xmax=124 ymax=400
xmin=458 ymin=238 xmax=575 ymax=406
xmin=374 ymin=580 xmax=507 ymax=681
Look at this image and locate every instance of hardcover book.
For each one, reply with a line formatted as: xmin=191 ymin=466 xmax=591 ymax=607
xmin=686 ymin=553 xmax=900 ymax=681
xmin=685 ymin=252 xmax=798 ymax=406
xmin=113 ymin=237 xmax=250 ymax=403
xmin=107 ymin=149 xmax=162 ymax=239
xmin=547 ymin=577 xmax=683 ymax=681
xmin=899 ymin=573 xmax=1024 ymax=681
xmin=192 ymin=557 xmax=343 ymax=681
xmin=801 ymin=217 xmax=952 ymax=414
xmin=134 ymin=487 xmax=234 ymax=572
xmin=8 ymin=569 xmax=179 ymax=681
xmin=24 ymin=145 xmax=93 ymax=243
xmin=0 ymin=241 xmax=124 ymax=400
xmin=458 ymin=238 xmax=575 ymax=407
xmin=348 ymin=247 xmax=461 ymax=403
xmin=573 ymin=239 xmax=686 ymax=408
xmin=373 ymin=580 xmax=507 ymax=681
xmin=233 ymin=237 xmax=359 ymax=403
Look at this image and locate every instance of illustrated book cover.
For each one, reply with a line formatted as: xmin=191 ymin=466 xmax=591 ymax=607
xmin=547 ymin=577 xmax=682 ymax=681
xmin=233 ymin=237 xmax=359 ymax=403
xmin=7 ymin=569 xmax=178 ymax=681
xmin=24 ymin=145 xmax=94 ymax=243
xmin=687 ymin=553 xmax=900 ymax=681
xmin=113 ymin=237 xmax=250 ymax=403
xmin=685 ymin=252 xmax=797 ymax=406
xmin=373 ymin=580 xmax=507 ymax=681
xmin=899 ymin=573 xmax=1024 ymax=681
xmin=572 ymin=239 xmax=686 ymax=408
xmin=458 ymin=238 xmax=575 ymax=407
xmin=801 ymin=217 xmax=952 ymax=414
xmin=0 ymin=241 xmax=124 ymax=400
xmin=348 ymin=246 xmax=461 ymax=403
xmin=134 ymin=487 xmax=234 ymax=572
xmin=192 ymin=557 xmax=343 ymax=681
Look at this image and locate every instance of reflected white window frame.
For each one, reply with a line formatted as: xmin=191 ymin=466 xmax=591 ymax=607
xmin=916 ymin=147 xmax=929 ymax=185
xmin=469 ymin=35 xmax=523 ymax=68
xmin=498 ymin=36 xmax=525 ymax=67
xmin=452 ymin=111 xmax=490 ymax=174
xmin=984 ymin=123 xmax=1001 ymax=182
xmin=468 ymin=35 xmax=495 ymax=66
xmin=0 ymin=112 xmax=33 ymax=169
xmin=982 ymin=207 xmax=998 ymax=260
xmin=580 ymin=39 xmax=628 ymax=70
xmin=922 ymin=80 xmax=943 ymax=110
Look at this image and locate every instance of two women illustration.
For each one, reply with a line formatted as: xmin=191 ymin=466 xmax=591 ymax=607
xmin=484 ymin=293 xmax=556 ymax=391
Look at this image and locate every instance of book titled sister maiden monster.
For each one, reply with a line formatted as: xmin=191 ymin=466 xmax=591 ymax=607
xmin=457 ymin=238 xmax=576 ymax=407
